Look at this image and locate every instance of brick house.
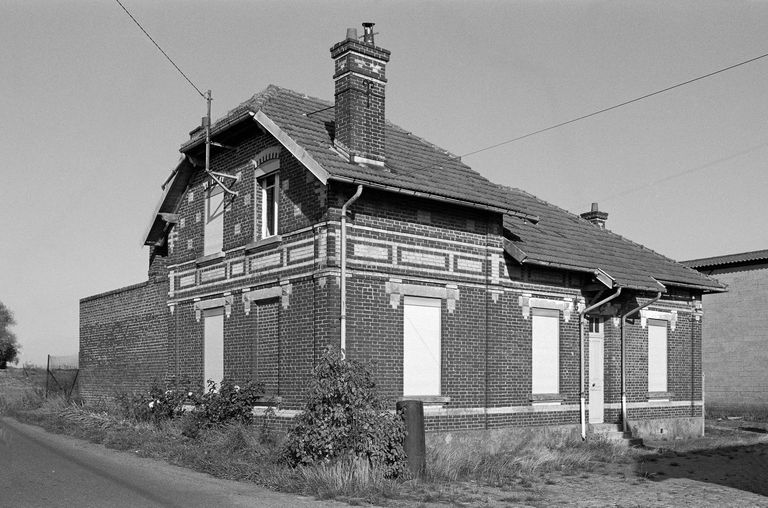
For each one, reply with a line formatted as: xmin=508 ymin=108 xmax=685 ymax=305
xmin=80 ymin=24 xmax=725 ymax=439
xmin=683 ymin=249 xmax=768 ymax=413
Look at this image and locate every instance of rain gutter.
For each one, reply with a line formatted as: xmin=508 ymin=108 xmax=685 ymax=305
xmin=578 ymin=287 xmax=622 ymax=440
xmin=340 ymin=185 xmax=364 ymax=358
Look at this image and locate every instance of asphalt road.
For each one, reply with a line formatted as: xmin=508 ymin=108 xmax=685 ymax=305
xmin=0 ymin=417 xmax=337 ymax=508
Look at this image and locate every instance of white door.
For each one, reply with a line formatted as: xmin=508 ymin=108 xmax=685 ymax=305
xmin=403 ymin=296 xmax=441 ymax=397
xmin=204 ymin=308 xmax=224 ymax=391
xmin=588 ymin=317 xmax=604 ymax=424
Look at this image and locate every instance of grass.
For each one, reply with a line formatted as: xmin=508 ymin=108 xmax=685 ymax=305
xmin=425 ymin=429 xmax=636 ymax=490
xmin=0 ymin=371 xmax=667 ymax=505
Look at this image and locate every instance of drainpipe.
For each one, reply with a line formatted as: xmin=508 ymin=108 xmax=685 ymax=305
xmin=340 ymin=185 xmax=363 ymax=359
xmin=620 ymin=291 xmax=662 ymax=434
xmin=578 ymin=287 xmax=622 ymax=440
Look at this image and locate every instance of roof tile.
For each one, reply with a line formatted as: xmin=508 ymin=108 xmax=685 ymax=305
xmin=178 ymin=85 xmax=725 ymax=292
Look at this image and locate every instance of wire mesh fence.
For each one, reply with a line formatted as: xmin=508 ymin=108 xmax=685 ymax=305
xmin=46 ymin=354 xmax=79 ymax=399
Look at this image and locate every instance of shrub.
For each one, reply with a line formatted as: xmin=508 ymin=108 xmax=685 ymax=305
xmin=116 ymin=378 xmax=266 ymax=427
xmin=115 ymin=380 xmax=198 ymax=423
xmin=284 ymin=347 xmax=407 ymax=478
xmin=198 ymin=379 xmax=266 ymax=426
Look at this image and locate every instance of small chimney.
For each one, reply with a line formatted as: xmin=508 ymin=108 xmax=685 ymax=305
xmin=330 ymin=23 xmax=391 ymax=166
xmin=581 ymin=202 xmax=609 ymax=229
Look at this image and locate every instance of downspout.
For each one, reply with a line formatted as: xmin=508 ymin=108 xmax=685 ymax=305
xmin=620 ymin=291 xmax=662 ymax=433
xmin=578 ymin=287 xmax=622 ymax=440
xmin=340 ymin=185 xmax=364 ymax=359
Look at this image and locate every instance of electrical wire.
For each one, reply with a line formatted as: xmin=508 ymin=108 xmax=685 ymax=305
xmin=113 ymin=0 xmax=205 ymax=98
xmin=400 ymin=49 xmax=768 ymax=176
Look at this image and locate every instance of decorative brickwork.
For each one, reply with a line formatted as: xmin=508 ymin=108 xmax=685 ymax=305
xmin=80 ymin=27 xmax=710 ymax=438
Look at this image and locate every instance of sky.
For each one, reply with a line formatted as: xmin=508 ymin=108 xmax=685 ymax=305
xmin=2 ymin=0 xmax=767 ymax=366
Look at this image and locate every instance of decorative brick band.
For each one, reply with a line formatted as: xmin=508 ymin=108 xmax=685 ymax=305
xmin=242 ymin=286 xmax=282 ymax=315
xmin=518 ymin=294 xmax=576 ymax=322
xmin=604 ymin=400 xmax=702 ymax=409
xmin=385 ymin=280 xmax=460 ymax=313
xmin=193 ymin=295 xmax=233 ymax=321
xmin=640 ymin=309 xmax=678 ymax=330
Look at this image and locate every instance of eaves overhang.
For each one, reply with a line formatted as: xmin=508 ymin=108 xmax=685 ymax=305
xmin=329 ymin=175 xmax=538 ymax=221
xmin=502 ymin=238 xmax=668 ymax=293
xmin=180 ymin=110 xmax=252 ymax=153
xmin=143 ymin=156 xmax=195 ymax=247
xmin=654 ymin=278 xmax=727 ymax=293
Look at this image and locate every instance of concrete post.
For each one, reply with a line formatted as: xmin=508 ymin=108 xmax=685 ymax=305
xmin=396 ymin=399 xmax=426 ymax=478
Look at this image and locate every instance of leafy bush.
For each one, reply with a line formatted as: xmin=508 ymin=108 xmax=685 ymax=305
xmin=116 ymin=378 xmax=267 ymax=428
xmin=284 ymin=348 xmax=407 ymax=478
xmin=115 ymin=379 xmax=198 ymax=423
xmin=198 ymin=379 xmax=266 ymax=426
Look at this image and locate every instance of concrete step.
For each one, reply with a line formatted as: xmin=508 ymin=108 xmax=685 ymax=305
xmin=589 ymin=423 xmax=644 ymax=447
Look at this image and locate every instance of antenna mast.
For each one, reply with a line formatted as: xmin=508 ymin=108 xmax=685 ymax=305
xmin=203 ymin=90 xmax=239 ymax=195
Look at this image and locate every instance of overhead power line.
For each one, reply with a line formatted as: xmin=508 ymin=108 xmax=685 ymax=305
xmin=459 ymin=49 xmax=768 ymax=159
xmin=113 ymin=0 xmax=205 ymax=98
xmin=397 ymin=48 xmax=768 ymax=179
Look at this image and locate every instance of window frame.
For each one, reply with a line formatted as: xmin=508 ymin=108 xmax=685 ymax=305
xmin=255 ymin=160 xmax=280 ymax=241
xmin=531 ymin=307 xmax=560 ymax=396
xmin=647 ymin=318 xmax=668 ymax=394
xmin=402 ymin=296 xmax=442 ymax=398
xmin=203 ymin=183 xmax=225 ymax=256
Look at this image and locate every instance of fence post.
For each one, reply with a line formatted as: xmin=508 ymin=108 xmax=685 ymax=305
xmin=396 ymin=399 xmax=426 ymax=478
xmin=45 ymin=355 xmax=50 ymax=398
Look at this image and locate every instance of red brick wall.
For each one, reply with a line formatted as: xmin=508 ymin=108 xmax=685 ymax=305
xmin=80 ymin=127 xmax=706 ymax=434
xmin=79 ymin=278 xmax=168 ymax=401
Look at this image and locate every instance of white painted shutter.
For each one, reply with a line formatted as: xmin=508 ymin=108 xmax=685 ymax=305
xmin=204 ymin=187 xmax=224 ymax=255
xmin=403 ymin=296 xmax=441 ymax=396
xmin=532 ymin=308 xmax=559 ymax=394
xmin=204 ymin=307 xmax=225 ymax=391
xmin=648 ymin=319 xmax=668 ymax=392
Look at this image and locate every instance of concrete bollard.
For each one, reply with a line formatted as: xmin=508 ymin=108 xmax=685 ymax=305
xmin=396 ymin=399 xmax=426 ymax=478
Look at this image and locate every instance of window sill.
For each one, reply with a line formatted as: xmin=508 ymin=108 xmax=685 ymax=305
xmin=647 ymin=391 xmax=672 ymax=402
xmin=244 ymin=235 xmax=282 ymax=253
xmin=252 ymin=396 xmax=282 ymax=407
xmin=195 ymin=251 xmax=225 ymax=267
xmin=530 ymin=393 xmax=563 ymax=405
xmin=398 ymin=396 xmax=451 ymax=405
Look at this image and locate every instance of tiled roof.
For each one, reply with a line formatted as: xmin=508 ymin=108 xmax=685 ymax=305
xmin=500 ymin=189 xmax=724 ymax=292
xmin=182 ymin=86 xmax=535 ymax=217
xmin=682 ymin=249 xmax=768 ymax=269
xmin=174 ymin=85 xmax=725 ymax=293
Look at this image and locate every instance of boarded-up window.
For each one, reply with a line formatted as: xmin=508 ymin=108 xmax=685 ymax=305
xmin=403 ymin=296 xmax=441 ymax=396
xmin=532 ymin=308 xmax=559 ymax=394
xmin=648 ymin=319 xmax=668 ymax=392
xmin=203 ymin=307 xmax=224 ymax=391
xmin=204 ymin=185 xmax=224 ymax=255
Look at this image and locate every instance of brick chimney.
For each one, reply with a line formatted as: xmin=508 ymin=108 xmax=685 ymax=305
xmin=330 ymin=22 xmax=391 ymax=166
xmin=581 ymin=203 xmax=608 ymax=229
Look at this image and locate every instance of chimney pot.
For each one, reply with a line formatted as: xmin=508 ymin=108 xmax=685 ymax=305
xmin=346 ymin=28 xmax=358 ymax=40
xmin=362 ymin=22 xmax=375 ymax=44
xmin=581 ymin=203 xmax=609 ymax=229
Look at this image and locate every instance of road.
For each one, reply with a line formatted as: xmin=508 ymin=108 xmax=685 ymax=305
xmin=0 ymin=417 xmax=338 ymax=508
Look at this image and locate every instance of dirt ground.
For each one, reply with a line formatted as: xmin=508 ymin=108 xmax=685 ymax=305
xmin=405 ymin=420 xmax=768 ymax=507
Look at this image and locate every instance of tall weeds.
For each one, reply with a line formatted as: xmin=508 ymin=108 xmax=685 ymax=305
xmin=299 ymin=456 xmax=399 ymax=501
xmin=427 ymin=430 xmax=634 ymax=485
